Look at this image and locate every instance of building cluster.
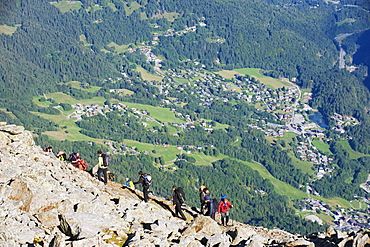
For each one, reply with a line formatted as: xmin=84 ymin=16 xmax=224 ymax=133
xmin=297 ymin=198 xmax=370 ymax=230
xmin=331 ymin=113 xmax=360 ymax=134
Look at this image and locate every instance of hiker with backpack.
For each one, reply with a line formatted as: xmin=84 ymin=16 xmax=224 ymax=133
xmin=96 ymin=150 xmax=109 ymax=184
xmin=56 ymin=151 xmax=67 ymax=161
xmin=134 ymin=171 xmax=151 ymax=202
xmin=218 ymin=195 xmax=233 ymax=226
xmin=199 ymin=185 xmax=207 ymax=215
xmin=204 ymin=189 xmax=217 ymax=220
xmin=171 ymin=186 xmax=186 ymax=220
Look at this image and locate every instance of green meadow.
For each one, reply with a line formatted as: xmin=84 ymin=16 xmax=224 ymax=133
xmin=242 ymin=159 xmax=308 ymax=199
xmin=312 ymin=139 xmax=333 ymax=155
xmin=107 ymin=42 xmax=131 ymax=53
xmin=0 ymin=24 xmax=21 ymax=35
xmin=216 ymin=68 xmax=293 ymax=89
xmin=137 ymin=66 xmax=163 ymax=82
xmin=338 ymin=140 xmax=369 ymax=159
xmin=124 ymin=1 xmax=142 ymax=16
xmin=50 ymin=1 xmax=82 ymax=13
xmin=34 ymin=92 xmax=106 ymax=105
xmin=153 ymin=12 xmax=180 ymax=22
xmin=123 ymin=101 xmax=185 ymax=124
xmin=67 ymin=81 xmax=101 ymax=93
xmin=32 ymin=110 xmax=104 ymax=143
xmin=122 ymin=139 xmax=180 ymax=163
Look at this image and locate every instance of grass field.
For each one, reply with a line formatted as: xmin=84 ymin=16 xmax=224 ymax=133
xmin=111 ymin=89 xmax=135 ymax=96
xmin=67 ymin=81 xmax=101 ymax=93
xmin=312 ymin=139 xmax=333 ymax=155
xmin=290 ymin=154 xmax=315 ymax=175
xmin=152 ymin=12 xmax=180 ymax=22
xmin=47 ymin=92 xmax=105 ymax=105
xmin=79 ymin=34 xmax=91 ymax=46
xmin=337 ymin=18 xmax=356 ymax=26
xmin=321 ymin=197 xmax=351 ymax=208
xmin=338 ymin=140 xmax=369 ymax=159
xmin=242 ymin=159 xmax=308 ymax=199
xmin=123 ymin=139 xmax=181 ymax=163
xmin=137 ymin=66 xmax=163 ymax=82
xmin=107 ymin=2 xmax=118 ymax=11
xmin=0 ymin=24 xmax=21 ymax=35
xmin=107 ymin=42 xmax=130 ymax=53
xmin=216 ymin=68 xmax=293 ymax=89
xmin=122 ymin=101 xmax=185 ymax=124
xmin=32 ymin=110 xmax=105 ymax=143
xmin=124 ymin=1 xmax=142 ymax=16
xmin=173 ymin=78 xmax=190 ymax=84
xmin=50 ymin=1 xmax=82 ymax=13
xmin=0 ymin=108 xmax=18 ymax=119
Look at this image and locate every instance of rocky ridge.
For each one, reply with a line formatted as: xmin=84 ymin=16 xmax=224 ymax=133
xmin=0 ymin=123 xmax=370 ymax=247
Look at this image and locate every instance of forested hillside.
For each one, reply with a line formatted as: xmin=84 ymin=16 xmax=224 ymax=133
xmin=1 ymin=0 xmax=370 ymax=235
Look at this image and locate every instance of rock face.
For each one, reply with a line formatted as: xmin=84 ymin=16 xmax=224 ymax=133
xmin=0 ymin=123 xmax=370 ymax=247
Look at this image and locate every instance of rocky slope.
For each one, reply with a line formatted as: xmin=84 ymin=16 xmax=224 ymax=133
xmin=1 ymin=123 xmax=370 ymax=247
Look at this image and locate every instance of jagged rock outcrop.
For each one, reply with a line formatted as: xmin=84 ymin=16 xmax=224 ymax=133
xmin=1 ymin=123 xmax=370 ymax=246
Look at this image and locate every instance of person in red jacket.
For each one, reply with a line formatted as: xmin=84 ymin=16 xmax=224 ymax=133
xmin=217 ymin=195 xmax=233 ymax=226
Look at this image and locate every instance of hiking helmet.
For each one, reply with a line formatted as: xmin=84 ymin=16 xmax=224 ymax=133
xmin=221 ymin=195 xmax=227 ymax=199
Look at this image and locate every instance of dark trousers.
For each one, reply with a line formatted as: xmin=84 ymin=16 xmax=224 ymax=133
xmin=97 ymin=168 xmax=108 ymax=184
xmin=175 ymin=202 xmax=186 ymax=220
xmin=143 ymin=184 xmax=149 ymax=202
xmin=200 ymin=201 xmax=206 ymax=214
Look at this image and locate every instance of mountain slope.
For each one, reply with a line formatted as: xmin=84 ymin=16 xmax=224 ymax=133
xmin=2 ymin=123 xmax=370 ymax=246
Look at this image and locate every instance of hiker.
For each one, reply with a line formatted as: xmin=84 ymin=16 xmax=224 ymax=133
xmin=44 ymin=146 xmax=54 ymax=154
xmin=96 ymin=150 xmax=108 ymax=184
xmin=70 ymin=152 xmax=88 ymax=170
xmin=134 ymin=171 xmax=151 ymax=202
xmin=171 ymin=186 xmax=186 ymax=220
xmin=218 ymin=195 xmax=233 ymax=226
xmin=204 ymin=189 xmax=216 ymax=220
xmin=56 ymin=151 xmax=67 ymax=161
xmin=199 ymin=185 xmax=207 ymax=214
xmin=125 ymin=178 xmax=135 ymax=189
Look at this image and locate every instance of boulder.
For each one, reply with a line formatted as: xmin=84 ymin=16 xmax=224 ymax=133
xmin=182 ymin=216 xmax=222 ymax=237
xmin=231 ymin=226 xmax=257 ymax=245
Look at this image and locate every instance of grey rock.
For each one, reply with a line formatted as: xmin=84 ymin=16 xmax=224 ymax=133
xmin=35 ymin=210 xmax=60 ymax=228
xmin=182 ymin=216 xmax=222 ymax=237
xmin=0 ymin=124 xmax=24 ymax=135
xmin=248 ymin=234 xmax=267 ymax=247
xmin=206 ymin=233 xmax=232 ymax=247
xmin=231 ymin=226 xmax=257 ymax=245
xmin=286 ymin=239 xmax=315 ymax=247
xmin=353 ymin=230 xmax=370 ymax=247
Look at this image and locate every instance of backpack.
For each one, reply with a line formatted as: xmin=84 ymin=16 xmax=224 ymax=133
xmin=102 ymin=153 xmax=110 ymax=167
xmin=68 ymin=152 xmax=75 ymax=162
xmin=80 ymin=160 xmax=88 ymax=171
xmin=58 ymin=153 xmax=66 ymax=161
xmin=177 ymin=187 xmax=186 ymax=204
xmin=143 ymin=174 xmax=152 ymax=186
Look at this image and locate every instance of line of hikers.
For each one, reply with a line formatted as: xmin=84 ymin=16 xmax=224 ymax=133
xmin=45 ymin=147 xmax=233 ymax=225
xmin=44 ymin=147 xmax=112 ymax=185
xmin=126 ymin=170 xmax=233 ymax=225
xmin=199 ymin=185 xmax=234 ymax=226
